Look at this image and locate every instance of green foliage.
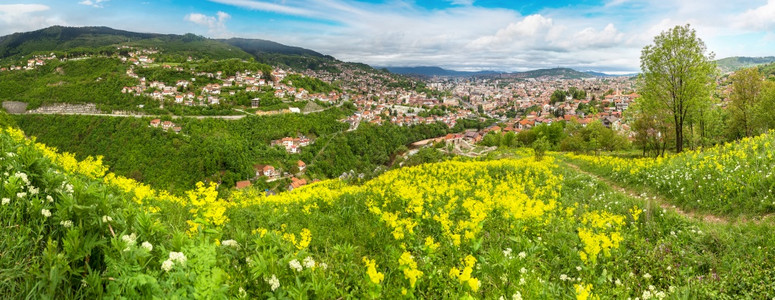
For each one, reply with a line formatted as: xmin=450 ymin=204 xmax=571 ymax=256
xmin=402 ymin=147 xmax=448 ymax=167
xmin=308 ymin=122 xmax=450 ymax=179
xmin=15 ymin=109 xmax=351 ymax=193
xmin=282 ymin=74 xmax=338 ymax=94
xmin=638 ymin=24 xmax=717 ymax=153
xmin=3 ymin=125 xmax=775 ymax=298
xmin=560 ymin=121 xmax=630 ymax=154
xmin=531 ymin=136 xmax=550 ymax=161
xmin=550 ymin=87 xmax=587 ymax=104
xmin=0 ymin=58 xmax=145 ymax=110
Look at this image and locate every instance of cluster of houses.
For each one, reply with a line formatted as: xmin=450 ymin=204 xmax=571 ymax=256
xmin=149 ymin=119 xmax=181 ymax=133
xmin=119 ymin=53 xmax=345 ymax=109
xmin=270 ymin=136 xmax=312 ymax=154
xmin=234 ymin=160 xmax=310 ymax=190
xmin=0 ymin=53 xmax=57 ymax=72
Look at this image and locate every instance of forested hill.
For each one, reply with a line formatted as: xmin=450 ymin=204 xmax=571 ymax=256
xmin=0 ymin=26 xmax=253 ymax=61
xmin=715 ymin=56 xmax=775 ymax=73
xmin=0 ymin=25 xmax=389 ymax=75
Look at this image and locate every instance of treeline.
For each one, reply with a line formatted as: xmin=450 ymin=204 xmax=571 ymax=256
xmin=185 ymin=58 xmax=273 ymax=78
xmin=281 ymin=74 xmax=338 ymax=94
xmin=550 ymin=87 xmax=587 ymax=104
xmin=629 ymin=66 xmax=775 ymax=157
xmin=306 ymin=122 xmax=451 ymax=179
xmin=480 ymin=120 xmax=630 ymax=153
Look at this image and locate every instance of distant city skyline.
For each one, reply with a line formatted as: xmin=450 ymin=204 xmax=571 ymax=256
xmin=1 ymin=0 xmax=774 ymax=73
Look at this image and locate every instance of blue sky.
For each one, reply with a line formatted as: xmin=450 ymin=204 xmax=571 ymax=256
xmin=1 ymin=0 xmax=774 ymax=73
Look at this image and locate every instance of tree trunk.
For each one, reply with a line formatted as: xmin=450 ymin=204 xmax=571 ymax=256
xmin=675 ymin=118 xmax=683 ymax=153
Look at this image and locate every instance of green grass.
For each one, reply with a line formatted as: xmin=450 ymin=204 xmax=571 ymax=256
xmin=3 ymin=125 xmax=775 ymax=298
xmin=561 ymin=132 xmax=775 ymax=217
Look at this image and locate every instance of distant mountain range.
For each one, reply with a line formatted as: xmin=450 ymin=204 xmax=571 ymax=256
xmin=381 ymin=66 xmax=633 ymax=79
xmin=715 ymin=56 xmax=775 ymax=73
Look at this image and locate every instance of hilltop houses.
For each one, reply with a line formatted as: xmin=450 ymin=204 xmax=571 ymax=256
xmin=271 ymin=136 xmax=312 ymax=153
xmin=149 ymin=119 xmax=181 ymax=133
xmin=254 ymin=164 xmax=278 ymax=179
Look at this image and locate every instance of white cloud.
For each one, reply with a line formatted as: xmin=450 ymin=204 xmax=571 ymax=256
xmin=447 ymin=0 xmax=474 ymax=6
xmin=209 ymin=0 xmax=314 ymax=17
xmin=0 ymin=4 xmax=64 ymax=35
xmin=735 ymin=0 xmax=775 ymax=30
xmin=185 ymin=11 xmax=232 ymax=38
xmin=78 ymin=0 xmax=109 ymax=8
xmin=467 ymin=15 xmax=623 ymax=52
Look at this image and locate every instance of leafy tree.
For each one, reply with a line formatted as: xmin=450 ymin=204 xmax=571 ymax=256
xmin=754 ymin=81 xmax=775 ymax=131
xmin=729 ymin=68 xmax=763 ymax=137
xmin=532 ymin=136 xmax=550 ymax=161
xmin=638 ymin=24 xmax=716 ymax=153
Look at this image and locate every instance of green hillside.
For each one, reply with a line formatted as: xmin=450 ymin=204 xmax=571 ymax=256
xmin=716 ymin=56 xmax=775 ymax=73
xmin=0 ymin=26 xmax=251 ymax=62
xmin=0 ymin=57 xmax=145 ymax=110
xmin=13 ymin=111 xmax=460 ymax=194
xmin=3 ymin=125 xmax=775 ymax=298
xmin=13 ymin=109 xmax=352 ymax=193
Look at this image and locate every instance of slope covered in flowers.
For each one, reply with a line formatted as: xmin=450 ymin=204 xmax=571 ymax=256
xmin=562 ymin=131 xmax=775 ymax=216
xmin=2 ymin=126 xmax=775 ymax=299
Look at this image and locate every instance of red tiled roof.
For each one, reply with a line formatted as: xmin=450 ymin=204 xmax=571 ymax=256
xmin=235 ymin=180 xmax=251 ymax=189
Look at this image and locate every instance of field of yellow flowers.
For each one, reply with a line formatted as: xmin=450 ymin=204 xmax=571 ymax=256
xmin=562 ymin=131 xmax=775 ymax=216
xmin=1 ymin=126 xmax=775 ymax=298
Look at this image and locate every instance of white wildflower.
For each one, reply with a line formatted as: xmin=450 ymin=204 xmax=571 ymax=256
xmin=41 ymin=208 xmax=51 ymax=217
xmin=102 ymin=215 xmax=112 ymax=222
xmin=518 ymin=251 xmax=527 ymax=259
xmin=503 ymin=248 xmax=513 ymax=259
xmin=656 ymin=291 xmax=666 ymax=299
xmin=560 ymin=274 xmax=569 ymax=281
xmin=169 ymin=251 xmax=187 ymax=264
xmin=576 ymin=266 xmax=582 ymax=271
xmin=267 ymin=274 xmax=280 ymax=291
xmin=289 ymin=259 xmax=303 ymax=272
xmin=16 ymin=192 xmax=26 ymax=199
xmin=303 ymin=256 xmax=316 ymax=269
xmin=141 ymin=241 xmax=153 ymax=251
xmin=643 ymin=273 xmax=652 ymax=279
xmin=161 ymin=259 xmax=174 ymax=272
xmin=520 ymin=267 xmax=527 ymax=274
xmin=28 ymin=186 xmax=39 ymax=195
xmin=1 ymin=198 xmax=9 ymax=205
xmin=319 ymin=262 xmax=328 ymax=270
xmin=642 ymin=290 xmax=653 ymax=299
xmin=46 ymin=195 xmax=54 ymax=203
xmin=519 ymin=277 xmax=526 ymax=285
xmin=239 ymin=287 xmax=246 ymax=297
xmin=121 ymin=233 xmax=137 ymax=247
xmin=615 ymin=279 xmax=622 ymax=286
xmin=221 ymin=239 xmax=239 ymax=248
xmin=60 ymin=220 xmax=73 ymax=228
xmin=513 ymin=292 xmax=523 ymax=300
xmin=13 ymin=172 xmax=28 ymax=184
xmin=246 ymin=257 xmax=254 ymax=267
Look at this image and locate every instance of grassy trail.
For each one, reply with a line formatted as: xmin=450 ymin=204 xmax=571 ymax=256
xmin=563 ymin=160 xmax=775 ymax=225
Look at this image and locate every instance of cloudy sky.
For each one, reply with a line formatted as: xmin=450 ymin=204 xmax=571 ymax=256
xmin=1 ymin=0 xmax=774 ymax=73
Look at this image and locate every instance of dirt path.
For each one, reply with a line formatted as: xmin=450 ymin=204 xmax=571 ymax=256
xmin=563 ymin=162 xmax=732 ymax=224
